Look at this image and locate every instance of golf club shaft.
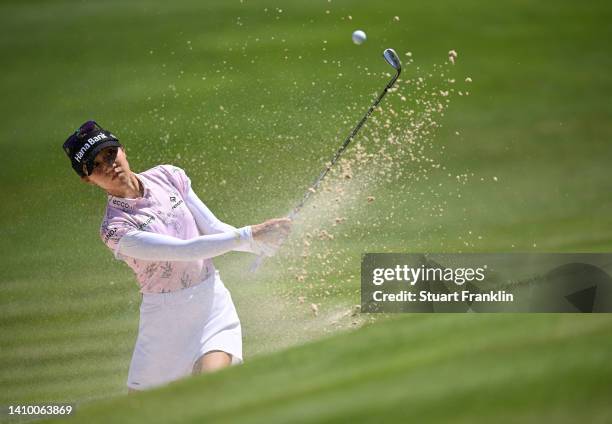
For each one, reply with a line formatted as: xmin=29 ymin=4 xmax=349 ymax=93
xmin=289 ymin=70 xmax=400 ymax=219
xmin=249 ymin=66 xmax=400 ymax=272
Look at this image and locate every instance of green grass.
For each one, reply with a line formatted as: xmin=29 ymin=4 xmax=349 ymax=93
xmin=45 ymin=314 xmax=612 ymax=423
xmin=1 ymin=0 xmax=612 ymax=422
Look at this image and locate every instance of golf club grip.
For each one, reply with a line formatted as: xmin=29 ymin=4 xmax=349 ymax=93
xmin=249 ymin=254 xmax=265 ymax=272
xmin=249 ymin=210 xmax=294 ymax=273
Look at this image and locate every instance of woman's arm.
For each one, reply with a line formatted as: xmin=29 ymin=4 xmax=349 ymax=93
xmin=186 ymin=188 xmax=237 ymax=234
xmin=116 ymin=228 xmax=253 ymax=261
xmin=186 ymin=188 xmax=266 ymax=254
xmin=185 ymin=188 xmax=292 ymax=257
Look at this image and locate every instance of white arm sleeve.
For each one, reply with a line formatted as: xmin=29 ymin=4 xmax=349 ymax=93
xmin=186 ymin=188 xmax=258 ymax=254
xmin=116 ymin=227 xmax=253 ymax=262
xmin=186 ymin=188 xmax=237 ymax=234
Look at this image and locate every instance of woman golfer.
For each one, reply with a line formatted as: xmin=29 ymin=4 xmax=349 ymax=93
xmin=63 ymin=121 xmax=291 ymax=392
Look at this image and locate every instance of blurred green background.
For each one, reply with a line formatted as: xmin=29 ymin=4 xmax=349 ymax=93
xmin=1 ymin=0 xmax=611 ymax=422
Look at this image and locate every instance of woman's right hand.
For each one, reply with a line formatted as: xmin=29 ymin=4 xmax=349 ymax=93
xmin=251 ymin=218 xmax=292 ymax=256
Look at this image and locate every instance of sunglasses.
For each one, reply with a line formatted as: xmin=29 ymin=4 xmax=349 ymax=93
xmin=87 ymin=146 xmax=119 ymax=175
xmin=75 ymin=120 xmax=103 ymax=140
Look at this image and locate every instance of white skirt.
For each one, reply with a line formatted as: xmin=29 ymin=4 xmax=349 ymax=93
xmin=127 ymin=270 xmax=242 ymax=390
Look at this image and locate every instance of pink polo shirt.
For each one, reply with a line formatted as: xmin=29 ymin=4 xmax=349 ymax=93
xmin=100 ymin=165 xmax=215 ymax=294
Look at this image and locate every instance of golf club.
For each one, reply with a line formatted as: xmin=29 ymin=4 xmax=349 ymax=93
xmin=251 ymin=48 xmax=402 ymax=271
xmin=289 ymin=48 xmax=401 ymax=219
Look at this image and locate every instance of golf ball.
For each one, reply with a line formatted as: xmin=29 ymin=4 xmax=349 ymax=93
xmin=352 ymin=30 xmax=366 ymax=45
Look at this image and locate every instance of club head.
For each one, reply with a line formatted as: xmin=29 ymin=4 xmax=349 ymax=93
xmin=383 ymin=48 xmax=401 ymax=73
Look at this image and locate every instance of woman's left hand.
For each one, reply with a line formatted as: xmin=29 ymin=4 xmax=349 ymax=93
xmin=251 ymin=217 xmax=292 ymax=255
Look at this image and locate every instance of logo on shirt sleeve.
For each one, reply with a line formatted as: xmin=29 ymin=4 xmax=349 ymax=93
xmin=104 ymin=227 xmax=119 ymax=243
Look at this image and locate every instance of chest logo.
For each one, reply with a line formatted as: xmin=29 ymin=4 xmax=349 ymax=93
xmin=169 ymin=194 xmax=184 ymax=210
